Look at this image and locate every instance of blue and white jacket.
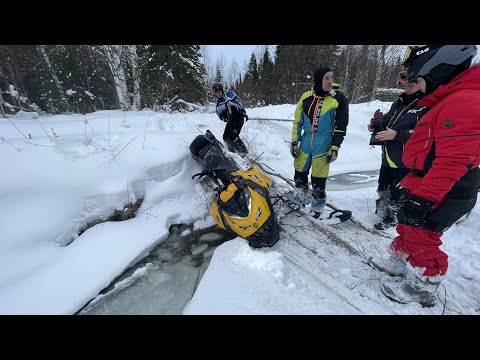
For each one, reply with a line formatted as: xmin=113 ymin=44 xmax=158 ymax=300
xmin=215 ymin=90 xmax=247 ymax=123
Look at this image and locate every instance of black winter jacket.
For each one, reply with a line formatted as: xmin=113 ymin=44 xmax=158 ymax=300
xmin=381 ymin=90 xmax=429 ymax=168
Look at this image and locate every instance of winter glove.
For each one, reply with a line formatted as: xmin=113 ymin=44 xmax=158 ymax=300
xmin=391 ymin=183 xmax=409 ymax=203
xmin=369 ymin=109 xmax=385 ymax=133
xmin=397 ymin=193 xmax=436 ymax=227
xmin=290 ymin=142 xmax=299 ymax=158
xmin=239 ymin=109 xmax=248 ymax=122
xmin=326 ymin=146 xmax=339 ymax=163
xmin=217 ymin=112 xmax=227 ymax=122
xmin=373 ymin=109 xmax=384 ymax=121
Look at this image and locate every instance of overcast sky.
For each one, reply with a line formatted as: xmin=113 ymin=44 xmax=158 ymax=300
xmin=207 ymin=45 xmax=269 ymax=68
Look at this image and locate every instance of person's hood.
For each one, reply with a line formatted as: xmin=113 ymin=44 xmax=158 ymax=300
xmin=313 ymin=66 xmax=332 ymax=97
xmin=419 ymin=65 xmax=480 ymax=107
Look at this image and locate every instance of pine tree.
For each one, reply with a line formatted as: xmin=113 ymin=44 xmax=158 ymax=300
xmin=239 ymin=53 xmax=259 ymax=106
xmin=214 ymin=63 xmax=223 ymax=84
xmin=258 ymin=47 xmax=274 ymax=105
xmin=54 ymin=45 xmax=116 ymax=113
xmin=36 ymin=45 xmax=73 ymax=113
xmin=0 ymin=45 xmax=39 ymax=113
xmin=138 ymin=45 xmax=207 ymax=109
xmin=271 ymin=45 xmax=341 ymax=104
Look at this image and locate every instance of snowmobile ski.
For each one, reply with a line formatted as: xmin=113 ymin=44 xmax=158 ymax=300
xmin=279 ymin=191 xmax=352 ymax=225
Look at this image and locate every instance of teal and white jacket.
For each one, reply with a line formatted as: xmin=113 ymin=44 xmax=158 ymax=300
xmin=292 ymin=89 xmax=349 ymax=156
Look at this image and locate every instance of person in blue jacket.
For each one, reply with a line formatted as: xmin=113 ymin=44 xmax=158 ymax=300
xmin=212 ymin=83 xmax=248 ymax=156
xmin=290 ymin=66 xmax=349 ymax=217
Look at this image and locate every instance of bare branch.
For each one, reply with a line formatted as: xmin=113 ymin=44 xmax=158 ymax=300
xmin=1 ymin=136 xmax=21 ymax=150
xmin=113 ymin=136 xmax=137 ymax=160
xmin=36 ymin=118 xmax=53 ymax=141
xmin=6 ymin=118 xmax=29 ymax=139
xmin=23 ymin=141 xmax=55 ymax=147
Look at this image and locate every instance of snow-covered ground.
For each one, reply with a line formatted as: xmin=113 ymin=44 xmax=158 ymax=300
xmin=1 ymin=101 xmax=479 ymax=314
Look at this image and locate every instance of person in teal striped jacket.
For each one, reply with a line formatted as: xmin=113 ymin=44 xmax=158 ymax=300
xmin=290 ymin=66 xmax=349 ymax=217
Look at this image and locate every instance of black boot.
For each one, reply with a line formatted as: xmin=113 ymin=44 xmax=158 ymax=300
xmin=233 ymin=137 xmax=248 ymax=156
xmin=223 ymin=137 xmax=236 ymax=153
xmin=375 ymin=189 xmax=390 ymax=219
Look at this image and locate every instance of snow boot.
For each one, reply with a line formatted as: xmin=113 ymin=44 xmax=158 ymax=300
xmin=375 ymin=186 xmax=407 ymax=230
xmin=381 ymin=264 xmax=441 ymax=307
xmin=310 ymin=197 xmax=326 ymax=218
xmin=375 ymin=190 xmax=390 ymax=220
xmin=233 ymin=137 xmax=248 ymax=156
xmin=223 ymin=138 xmax=236 ymax=153
xmin=311 ymin=177 xmax=327 ymax=218
xmin=368 ymin=255 xmax=406 ymax=276
xmin=293 ymin=185 xmax=308 ymax=204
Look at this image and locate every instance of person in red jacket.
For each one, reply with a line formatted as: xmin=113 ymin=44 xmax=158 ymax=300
xmin=369 ymin=45 xmax=480 ymax=307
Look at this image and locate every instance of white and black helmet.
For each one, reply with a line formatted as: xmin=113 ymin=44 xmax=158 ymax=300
xmin=402 ymin=45 xmax=477 ymax=92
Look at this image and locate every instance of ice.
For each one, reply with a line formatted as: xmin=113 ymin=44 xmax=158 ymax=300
xmin=198 ymin=232 xmax=225 ymax=243
xmin=80 ymin=263 xmax=199 ymax=315
xmin=202 ymin=247 xmax=216 ymax=259
xmin=191 ymin=243 xmax=208 ymax=256
xmin=156 ymin=250 xmax=174 ymax=262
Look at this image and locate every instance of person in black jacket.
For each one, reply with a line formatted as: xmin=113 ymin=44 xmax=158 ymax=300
xmin=368 ymin=71 xmax=428 ymax=230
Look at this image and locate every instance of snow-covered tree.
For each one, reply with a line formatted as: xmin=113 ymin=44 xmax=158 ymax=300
xmin=138 ymin=45 xmax=207 ymax=110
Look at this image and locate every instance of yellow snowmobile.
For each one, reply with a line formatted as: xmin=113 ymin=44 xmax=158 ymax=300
xmin=190 ymin=131 xmax=280 ymax=248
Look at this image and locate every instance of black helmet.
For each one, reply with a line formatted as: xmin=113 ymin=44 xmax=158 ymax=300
xmin=402 ymin=45 xmax=477 ymax=92
xmin=212 ymin=82 xmax=224 ymax=92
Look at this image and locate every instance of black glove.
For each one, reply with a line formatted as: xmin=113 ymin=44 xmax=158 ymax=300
xmin=217 ymin=112 xmax=227 ymax=122
xmin=239 ymin=109 xmax=248 ymax=121
xmin=326 ymin=147 xmax=338 ymax=163
xmin=370 ymin=109 xmax=385 ymax=133
xmin=397 ymin=193 xmax=436 ymax=227
xmin=372 ymin=109 xmax=384 ymax=122
xmin=290 ymin=142 xmax=299 ymax=158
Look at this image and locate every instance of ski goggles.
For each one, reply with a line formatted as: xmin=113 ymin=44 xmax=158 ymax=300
xmin=396 ymin=70 xmax=418 ymax=85
xmin=396 ymin=70 xmax=408 ymax=85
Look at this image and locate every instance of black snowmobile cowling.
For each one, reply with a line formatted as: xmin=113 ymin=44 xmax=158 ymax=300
xmin=190 ymin=131 xmax=280 ymax=248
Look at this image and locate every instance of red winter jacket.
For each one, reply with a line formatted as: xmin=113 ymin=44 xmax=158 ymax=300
xmin=400 ymin=65 xmax=480 ymax=204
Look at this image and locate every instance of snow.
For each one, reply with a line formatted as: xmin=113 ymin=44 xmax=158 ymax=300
xmin=8 ymin=84 xmax=18 ymax=97
xmin=84 ymin=91 xmax=95 ymax=99
xmin=1 ymin=102 xmax=479 ymax=315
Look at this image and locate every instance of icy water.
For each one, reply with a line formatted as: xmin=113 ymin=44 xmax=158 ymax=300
xmin=78 ymin=224 xmax=230 ymax=315
xmin=327 ymin=170 xmax=379 ymax=190
xmin=78 ymin=170 xmax=378 ymax=315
